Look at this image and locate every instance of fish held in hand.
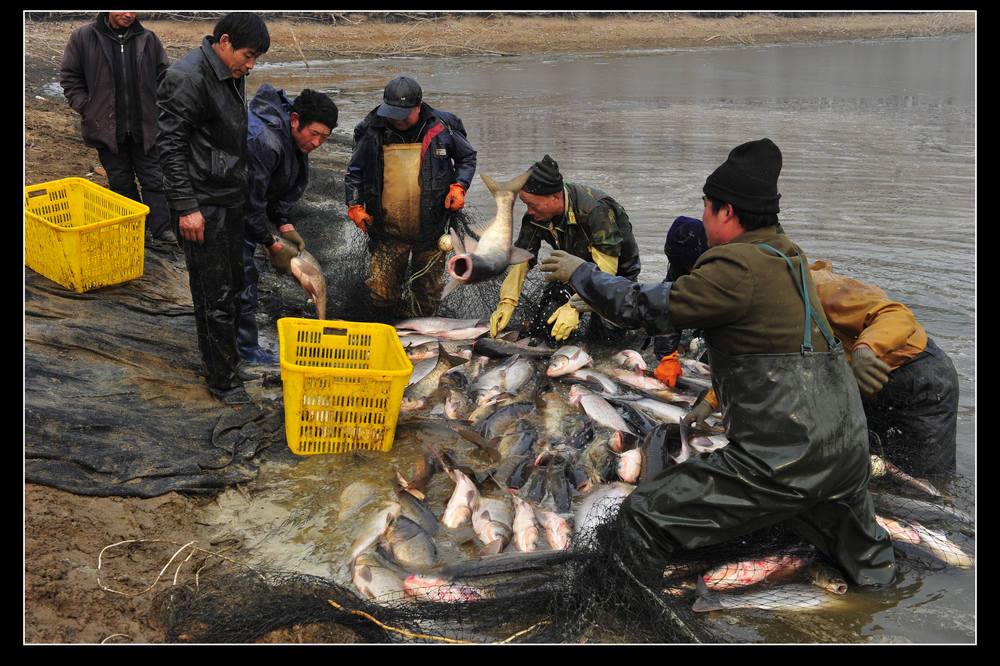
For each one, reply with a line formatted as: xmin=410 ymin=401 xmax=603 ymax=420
xmin=288 ymin=249 xmax=327 ymax=320
xmin=443 ymin=172 xmax=535 ymax=297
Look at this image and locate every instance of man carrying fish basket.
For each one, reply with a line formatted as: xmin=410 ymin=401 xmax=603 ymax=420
xmin=489 ymin=154 xmax=642 ymax=344
xmin=539 ymin=138 xmax=897 ymax=588
xmin=240 ymin=84 xmax=339 ymax=362
xmin=156 ymin=12 xmax=276 ymax=405
xmin=345 ymin=76 xmax=478 ymax=322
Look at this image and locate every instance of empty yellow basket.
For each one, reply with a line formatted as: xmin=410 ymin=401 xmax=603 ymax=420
xmin=24 ymin=177 xmax=148 ymax=293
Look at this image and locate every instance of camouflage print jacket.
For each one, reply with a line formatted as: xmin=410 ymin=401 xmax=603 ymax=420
xmin=514 ymin=183 xmax=642 ymax=280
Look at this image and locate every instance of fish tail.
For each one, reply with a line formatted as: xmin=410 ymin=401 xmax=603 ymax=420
xmin=481 ymin=171 xmax=532 ymax=195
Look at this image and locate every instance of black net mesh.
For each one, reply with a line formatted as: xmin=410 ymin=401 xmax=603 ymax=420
xmin=138 ymin=446 xmax=973 ymax=644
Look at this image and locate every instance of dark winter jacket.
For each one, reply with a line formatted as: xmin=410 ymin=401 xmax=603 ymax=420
xmin=569 ymin=225 xmax=834 ymax=355
xmin=245 ymin=83 xmax=309 ymax=246
xmin=156 ymin=36 xmax=250 ymax=215
xmin=345 ymin=103 xmax=477 ymax=242
xmin=59 ymin=13 xmax=169 ymax=153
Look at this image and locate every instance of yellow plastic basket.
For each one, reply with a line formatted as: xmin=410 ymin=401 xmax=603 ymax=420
xmin=24 ymin=177 xmax=148 ymax=293
xmin=278 ymin=318 xmax=414 ymax=455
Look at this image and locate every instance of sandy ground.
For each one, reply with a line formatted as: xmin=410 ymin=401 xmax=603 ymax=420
xmin=23 ymin=11 xmax=975 ymax=645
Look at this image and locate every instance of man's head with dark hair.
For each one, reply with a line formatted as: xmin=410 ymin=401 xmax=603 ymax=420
xmin=213 ymin=12 xmax=270 ymax=54
xmin=703 ymin=196 xmax=778 ymax=232
xmin=290 ymin=90 xmax=338 ymax=155
xmin=292 ymin=89 xmax=339 ymax=133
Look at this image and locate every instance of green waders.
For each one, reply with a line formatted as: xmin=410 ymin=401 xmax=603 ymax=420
xmin=619 ymin=244 xmax=896 ymax=586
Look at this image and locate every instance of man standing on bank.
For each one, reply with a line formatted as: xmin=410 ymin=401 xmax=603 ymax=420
xmin=60 ymin=11 xmax=173 ymax=242
xmin=157 ymin=13 xmax=290 ymax=405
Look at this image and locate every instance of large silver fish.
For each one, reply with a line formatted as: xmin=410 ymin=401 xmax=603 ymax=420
xmin=382 ymin=515 xmax=439 ymax=570
xmin=442 ymin=172 xmax=535 ymax=297
xmin=288 ymin=249 xmax=327 ymax=320
xmin=573 ymin=481 xmax=633 ymax=546
xmin=692 ymin=579 xmax=844 ymax=613
xmin=351 ymin=550 xmax=407 ymax=602
xmin=568 ymin=384 xmax=635 ymax=435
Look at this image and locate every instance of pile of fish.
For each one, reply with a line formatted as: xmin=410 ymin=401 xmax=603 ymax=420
xmin=344 ymin=316 xmax=975 ymax=615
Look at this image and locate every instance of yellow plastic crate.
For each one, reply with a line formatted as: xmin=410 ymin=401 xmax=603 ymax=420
xmin=278 ymin=318 xmax=413 ymax=455
xmin=24 ymin=177 xmax=148 ymax=293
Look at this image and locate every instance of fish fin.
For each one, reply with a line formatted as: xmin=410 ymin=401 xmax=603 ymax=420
xmin=440 ymin=277 xmax=460 ymax=300
xmin=478 ymin=539 xmax=505 ymax=557
xmin=449 ymin=227 xmax=466 ymax=254
xmin=509 ymin=248 xmax=536 ymax=265
xmin=691 ymin=575 xmax=724 ymax=611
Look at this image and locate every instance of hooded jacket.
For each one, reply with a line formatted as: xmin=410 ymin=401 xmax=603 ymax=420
xmin=245 ymin=83 xmax=309 ymax=247
xmin=156 ymin=36 xmax=250 ymax=215
xmin=59 ymin=13 xmax=169 ymax=153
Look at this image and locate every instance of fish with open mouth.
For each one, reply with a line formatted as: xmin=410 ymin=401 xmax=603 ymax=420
xmin=442 ymin=171 xmax=535 ymax=297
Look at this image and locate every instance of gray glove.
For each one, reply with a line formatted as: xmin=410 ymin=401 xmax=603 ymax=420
xmin=851 ymin=345 xmax=891 ymax=397
xmin=683 ymin=398 xmax=714 ymax=430
xmin=539 ymin=250 xmax=586 ymax=283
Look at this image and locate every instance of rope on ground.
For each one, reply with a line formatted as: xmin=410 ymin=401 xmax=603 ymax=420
xmin=326 ymin=599 xmax=550 ymax=644
xmin=96 ymin=538 xmax=266 ymax=598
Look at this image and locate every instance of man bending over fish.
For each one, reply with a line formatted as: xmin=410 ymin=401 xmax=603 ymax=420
xmin=345 ymin=76 xmax=478 ymax=322
xmin=242 ymin=84 xmax=339 ymax=362
xmin=489 ymin=154 xmax=642 ymax=342
xmin=539 ymin=138 xmax=896 ymax=588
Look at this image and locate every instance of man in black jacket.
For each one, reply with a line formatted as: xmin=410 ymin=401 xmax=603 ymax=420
xmin=60 ymin=12 xmax=172 ymax=241
xmin=156 ymin=12 xmax=291 ymax=405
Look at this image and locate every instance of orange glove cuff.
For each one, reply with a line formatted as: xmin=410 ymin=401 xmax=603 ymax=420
xmin=704 ymin=389 xmax=719 ymax=410
xmin=653 ymin=352 xmax=683 ymax=387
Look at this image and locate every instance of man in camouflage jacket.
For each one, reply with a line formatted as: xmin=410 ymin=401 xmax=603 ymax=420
xmin=489 ymin=154 xmax=641 ymax=342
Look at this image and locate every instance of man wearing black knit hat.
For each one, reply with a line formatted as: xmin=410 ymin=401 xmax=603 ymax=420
xmin=489 ymin=154 xmax=641 ymax=342
xmin=539 ymin=138 xmax=896 ymax=588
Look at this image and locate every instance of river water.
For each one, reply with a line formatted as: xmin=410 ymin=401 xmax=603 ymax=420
xmin=220 ymin=33 xmax=973 ymax=643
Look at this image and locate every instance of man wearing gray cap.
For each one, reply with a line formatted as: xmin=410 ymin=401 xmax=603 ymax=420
xmin=539 ymin=138 xmax=896 ymax=589
xmin=345 ymin=76 xmax=478 ymax=321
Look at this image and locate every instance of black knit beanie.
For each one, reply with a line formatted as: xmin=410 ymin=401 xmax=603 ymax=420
xmin=703 ymin=138 xmax=782 ymax=214
xmin=522 ymin=154 xmax=564 ymax=195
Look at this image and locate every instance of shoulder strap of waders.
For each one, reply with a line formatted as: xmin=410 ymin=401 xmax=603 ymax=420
xmin=757 ymin=243 xmax=837 ymax=352
xmin=420 ymin=122 xmax=446 ymax=161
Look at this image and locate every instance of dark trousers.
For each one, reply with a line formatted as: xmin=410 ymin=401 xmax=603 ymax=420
xmin=98 ymin=136 xmax=170 ymax=238
xmin=238 ymin=238 xmax=262 ymax=348
xmin=171 ymin=204 xmax=245 ymax=393
xmin=864 ymin=337 xmax=959 ymax=476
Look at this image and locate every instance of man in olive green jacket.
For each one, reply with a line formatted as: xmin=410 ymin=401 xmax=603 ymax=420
xmin=540 ymin=138 xmax=896 ymax=588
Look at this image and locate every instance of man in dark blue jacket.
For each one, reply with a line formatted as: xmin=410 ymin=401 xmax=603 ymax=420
xmin=345 ymin=76 xmax=477 ymax=321
xmin=240 ymin=84 xmax=339 ymax=362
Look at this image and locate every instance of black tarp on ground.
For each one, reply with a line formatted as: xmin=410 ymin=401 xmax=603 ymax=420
xmin=24 ymin=240 xmax=288 ymax=498
xmin=23 ymin=155 xmax=527 ymax=499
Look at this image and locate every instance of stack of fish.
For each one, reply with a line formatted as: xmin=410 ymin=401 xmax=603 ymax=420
xmin=346 ymin=316 xmax=974 ymax=613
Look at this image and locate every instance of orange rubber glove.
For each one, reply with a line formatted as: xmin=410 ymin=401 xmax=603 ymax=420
xmin=444 ymin=183 xmax=466 ymax=211
xmin=348 ymin=204 xmax=373 ymax=232
xmin=653 ymin=352 xmax=683 ymax=387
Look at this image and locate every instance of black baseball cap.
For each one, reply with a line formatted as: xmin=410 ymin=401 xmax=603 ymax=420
xmin=377 ymin=76 xmax=423 ymax=120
